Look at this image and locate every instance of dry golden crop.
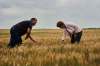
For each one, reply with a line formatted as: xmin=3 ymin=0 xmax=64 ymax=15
xmin=0 ymin=29 xmax=100 ymax=66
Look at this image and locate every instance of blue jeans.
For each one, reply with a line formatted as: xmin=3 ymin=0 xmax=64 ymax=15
xmin=8 ymin=27 xmax=22 ymax=48
xmin=71 ymin=31 xmax=82 ymax=44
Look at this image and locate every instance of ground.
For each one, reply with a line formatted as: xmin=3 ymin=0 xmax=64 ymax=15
xmin=0 ymin=29 xmax=100 ymax=66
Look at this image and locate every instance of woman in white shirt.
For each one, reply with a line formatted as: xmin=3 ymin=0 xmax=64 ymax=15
xmin=57 ymin=21 xmax=83 ymax=44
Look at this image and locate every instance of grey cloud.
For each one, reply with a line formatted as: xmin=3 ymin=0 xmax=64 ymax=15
xmin=0 ymin=0 xmax=100 ymax=28
xmin=0 ymin=0 xmax=57 ymax=9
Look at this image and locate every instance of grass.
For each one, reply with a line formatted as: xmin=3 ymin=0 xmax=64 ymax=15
xmin=0 ymin=29 xmax=100 ymax=66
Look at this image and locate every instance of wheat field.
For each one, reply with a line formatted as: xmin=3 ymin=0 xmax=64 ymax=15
xmin=0 ymin=29 xmax=100 ymax=66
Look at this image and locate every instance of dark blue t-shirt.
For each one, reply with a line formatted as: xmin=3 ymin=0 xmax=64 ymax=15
xmin=11 ymin=20 xmax=32 ymax=36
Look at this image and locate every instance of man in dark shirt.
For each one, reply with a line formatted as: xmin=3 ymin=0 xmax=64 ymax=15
xmin=8 ymin=18 xmax=37 ymax=48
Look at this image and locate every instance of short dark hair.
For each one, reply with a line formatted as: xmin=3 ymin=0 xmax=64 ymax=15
xmin=31 ymin=18 xmax=37 ymax=21
xmin=57 ymin=21 xmax=64 ymax=27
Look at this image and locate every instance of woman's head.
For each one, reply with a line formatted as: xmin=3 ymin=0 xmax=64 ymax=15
xmin=57 ymin=21 xmax=66 ymax=29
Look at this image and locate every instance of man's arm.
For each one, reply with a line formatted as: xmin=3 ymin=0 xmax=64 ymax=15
xmin=25 ymin=28 xmax=37 ymax=43
xmin=28 ymin=35 xmax=37 ymax=42
xmin=25 ymin=28 xmax=31 ymax=40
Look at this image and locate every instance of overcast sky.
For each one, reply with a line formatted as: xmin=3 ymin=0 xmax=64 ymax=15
xmin=0 ymin=0 xmax=100 ymax=29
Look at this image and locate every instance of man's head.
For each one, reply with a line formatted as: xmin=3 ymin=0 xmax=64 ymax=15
xmin=31 ymin=18 xmax=37 ymax=25
xmin=57 ymin=21 xmax=66 ymax=29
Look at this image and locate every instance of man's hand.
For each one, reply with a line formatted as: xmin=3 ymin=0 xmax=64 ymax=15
xmin=29 ymin=35 xmax=37 ymax=43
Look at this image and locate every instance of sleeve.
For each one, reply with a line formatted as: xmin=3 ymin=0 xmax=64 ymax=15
xmin=29 ymin=23 xmax=32 ymax=29
xmin=27 ymin=22 xmax=32 ymax=34
xmin=67 ymin=24 xmax=76 ymax=34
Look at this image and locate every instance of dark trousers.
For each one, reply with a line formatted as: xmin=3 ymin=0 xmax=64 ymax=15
xmin=71 ymin=31 xmax=82 ymax=44
xmin=8 ymin=28 xmax=22 ymax=48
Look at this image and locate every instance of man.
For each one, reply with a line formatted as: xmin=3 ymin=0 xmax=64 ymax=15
xmin=57 ymin=21 xmax=83 ymax=44
xmin=8 ymin=18 xmax=37 ymax=48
